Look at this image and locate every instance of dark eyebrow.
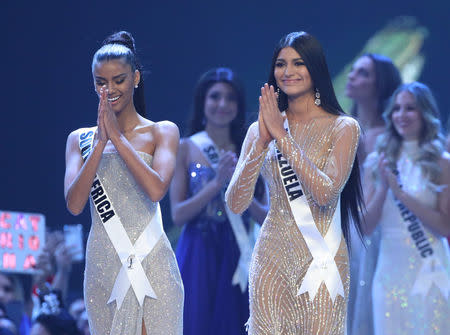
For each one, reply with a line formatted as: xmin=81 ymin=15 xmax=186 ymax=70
xmin=94 ymin=73 xmax=127 ymax=80
xmin=276 ymin=57 xmax=304 ymax=62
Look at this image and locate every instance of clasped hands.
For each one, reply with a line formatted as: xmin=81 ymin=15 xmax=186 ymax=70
xmin=96 ymin=86 xmax=121 ymax=143
xmin=378 ymin=153 xmax=403 ymax=199
xmin=257 ymin=84 xmax=288 ymax=149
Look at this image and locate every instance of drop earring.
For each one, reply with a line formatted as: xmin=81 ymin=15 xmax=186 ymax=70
xmin=314 ymin=88 xmax=321 ymax=106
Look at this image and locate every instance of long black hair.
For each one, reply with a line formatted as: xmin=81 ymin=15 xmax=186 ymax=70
xmin=351 ymin=53 xmax=402 ymax=118
xmin=92 ymin=31 xmax=146 ymax=117
xmin=188 ymin=67 xmax=246 ymax=152
xmin=268 ymin=31 xmax=364 ymax=245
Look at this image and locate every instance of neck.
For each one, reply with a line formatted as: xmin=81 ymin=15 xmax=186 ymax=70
xmin=116 ymin=104 xmax=141 ymax=133
xmin=204 ymin=123 xmax=232 ymax=148
xmin=286 ymin=92 xmax=320 ymax=122
xmin=355 ymin=98 xmax=383 ymax=130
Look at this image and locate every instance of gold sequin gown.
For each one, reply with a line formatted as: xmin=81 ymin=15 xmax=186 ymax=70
xmin=226 ymin=115 xmax=360 ymax=334
xmin=84 ymin=152 xmax=184 ymax=335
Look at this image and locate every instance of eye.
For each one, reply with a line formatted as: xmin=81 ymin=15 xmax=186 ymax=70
xmin=96 ymin=81 xmax=105 ymax=86
xmin=208 ymin=92 xmax=220 ymax=100
xmin=295 ymin=61 xmax=305 ymax=66
xmin=359 ymin=69 xmax=369 ymax=77
xmin=116 ymin=78 xmax=125 ymax=84
xmin=392 ymin=105 xmax=400 ymax=111
xmin=275 ymin=62 xmax=285 ymax=68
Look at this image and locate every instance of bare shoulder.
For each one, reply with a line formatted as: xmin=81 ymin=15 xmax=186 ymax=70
xmin=153 ymin=120 xmax=180 ymax=140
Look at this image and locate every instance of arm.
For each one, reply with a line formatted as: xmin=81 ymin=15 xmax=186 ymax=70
xmin=225 ymin=122 xmax=269 ymax=214
xmin=51 ymin=242 xmax=74 ymax=302
xmin=388 ymin=153 xmax=450 ymax=236
xmin=170 ymin=139 xmax=238 ymax=226
xmin=65 ymin=89 xmax=110 ymax=215
xmin=111 ymin=121 xmax=180 ymax=202
xmin=247 ymin=180 xmax=269 ymax=224
xmin=276 ymin=117 xmax=361 ymax=206
xmin=361 ymin=153 xmax=389 ymax=235
xmin=64 ymin=130 xmax=107 ymax=215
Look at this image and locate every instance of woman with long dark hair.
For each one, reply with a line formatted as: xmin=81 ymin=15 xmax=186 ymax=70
xmin=362 ymin=82 xmax=450 ymax=334
xmin=226 ymin=32 xmax=363 ymax=334
xmin=170 ymin=68 xmax=268 ymax=335
xmin=346 ymin=53 xmax=402 ymax=161
xmin=345 ymin=53 xmax=401 ymax=335
xmin=64 ymin=31 xmax=183 ymax=335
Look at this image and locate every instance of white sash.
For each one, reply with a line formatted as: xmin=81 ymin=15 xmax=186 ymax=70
xmin=79 ymin=128 xmax=163 ymax=309
xmin=190 ymin=131 xmax=253 ymax=292
xmin=393 ymin=164 xmax=450 ymax=299
xmin=274 ymin=116 xmax=345 ymax=302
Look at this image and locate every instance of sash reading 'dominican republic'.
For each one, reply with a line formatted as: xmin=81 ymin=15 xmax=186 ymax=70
xmin=79 ymin=128 xmax=163 ymax=309
xmin=393 ymin=167 xmax=449 ymax=299
xmin=190 ymin=131 xmax=253 ymax=293
xmin=273 ymin=114 xmax=344 ymax=302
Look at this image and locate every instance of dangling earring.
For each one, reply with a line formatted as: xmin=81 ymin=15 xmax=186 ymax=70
xmin=314 ymin=88 xmax=321 ymax=106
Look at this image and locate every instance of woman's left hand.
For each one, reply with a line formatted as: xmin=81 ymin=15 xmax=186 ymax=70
xmin=99 ymin=88 xmax=121 ymax=140
xmin=385 ymin=166 xmax=403 ymax=198
xmin=259 ymin=84 xmax=287 ymax=140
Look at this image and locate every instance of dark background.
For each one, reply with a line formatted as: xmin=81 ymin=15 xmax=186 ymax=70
xmin=2 ymin=1 xmax=449 ymax=245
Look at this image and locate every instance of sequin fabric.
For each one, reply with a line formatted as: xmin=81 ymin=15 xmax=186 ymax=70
xmin=369 ymin=141 xmax=450 ymax=335
xmin=85 ymin=152 xmax=184 ymax=335
xmin=226 ymin=115 xmax=360 ymax=334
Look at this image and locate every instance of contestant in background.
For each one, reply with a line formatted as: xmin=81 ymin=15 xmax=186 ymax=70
xmin=361 ymin=82 xmax=450 ymax=335
xmin=226 ymin=32 xmax=363 ymax=334
xmin=64 ymin=31 xmax=183 ymax=335
xmin=345 ymin=53 xmax=401 ymax=335
xmin=170 ymin=68 xmax=268 ymax=335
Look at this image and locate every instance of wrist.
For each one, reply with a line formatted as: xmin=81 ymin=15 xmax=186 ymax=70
xmin=274 ymin=129 xmax=288 ymax=142
xmin=255 ymin=137 xmax=269 ymax=151
xmin=109 ymin=132 xmax=124 ymax=145
xmin=211 ymin=177 xmax=225 ymax=192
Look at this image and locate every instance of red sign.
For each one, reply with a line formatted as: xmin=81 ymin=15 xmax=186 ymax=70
xmin=0 ymin=210 xmax=45 ymax=274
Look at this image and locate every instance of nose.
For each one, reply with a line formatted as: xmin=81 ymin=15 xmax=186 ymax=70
xmin=347 ymin=70 xmax=355 ymax=81
xmin=284 ymin=63 xmax=295 ymax=77
xmin=218 ymin=97 xmax=227 ymax=107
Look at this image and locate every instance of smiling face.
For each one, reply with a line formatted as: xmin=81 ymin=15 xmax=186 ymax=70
xmin=345 ymin=55 xmax=377 ymax=101
xmin=93 ymin=58 xmax=140 ymax=113
xmin=391 ymin=90 xmax=423 ymax=141
xmin=274 ymin=47 xmax=313 ymax=99
xmin=203 ymin=82 xmax=238 ymax=128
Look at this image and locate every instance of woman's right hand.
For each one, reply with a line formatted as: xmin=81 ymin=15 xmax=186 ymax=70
xmin=257 ymin=106 xmax=272 ymax=149
xmin=214 ymin=151 xmax=237 ymax=187
xmin=96 ymin=87 xmax=109 ymax=143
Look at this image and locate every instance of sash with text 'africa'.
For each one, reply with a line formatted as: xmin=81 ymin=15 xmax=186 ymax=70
xmin=79 ymin=128 xmax=163 ymax=309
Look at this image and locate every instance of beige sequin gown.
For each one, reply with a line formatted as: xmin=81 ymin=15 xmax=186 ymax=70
xmin=226 ymin=115 xmax=360 ymax=334
xmin=84 ymin=152 xmax=184 ymax=335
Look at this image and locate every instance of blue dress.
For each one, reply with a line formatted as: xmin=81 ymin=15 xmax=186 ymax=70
xmin=176 ymin=163 xmax=250 ymax=335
